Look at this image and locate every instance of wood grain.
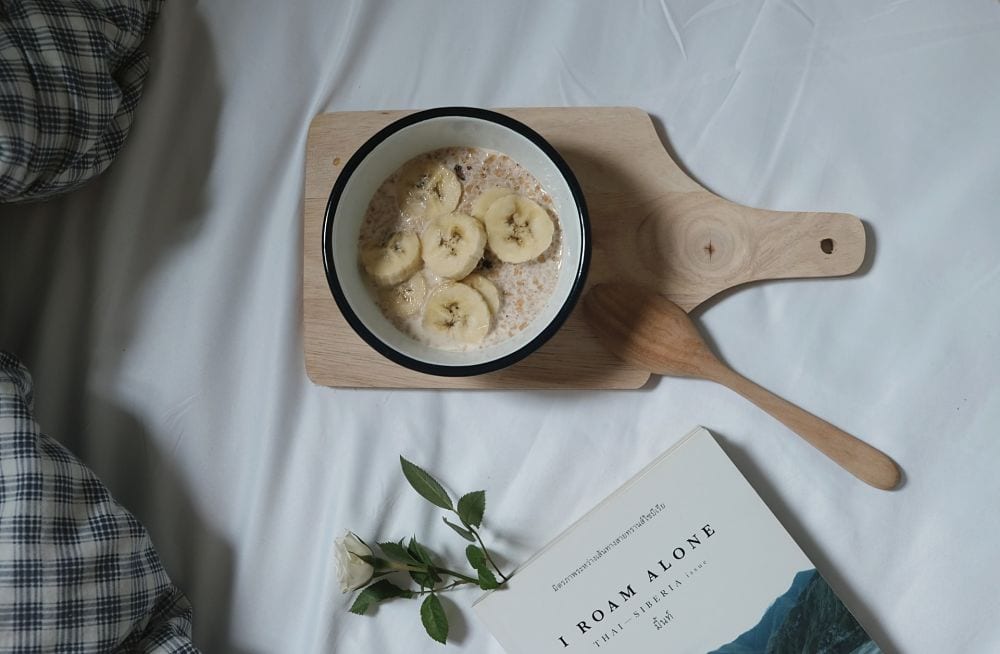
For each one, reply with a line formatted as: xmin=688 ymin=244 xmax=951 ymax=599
xmin=303 ymin=107 xmax=866 ymax=389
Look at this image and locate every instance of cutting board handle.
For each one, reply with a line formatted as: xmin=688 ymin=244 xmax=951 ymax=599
xmin=738 ymin=204 xmax=866 ymax=281
xmin=633 ymin=190 xmax=867 ymax=310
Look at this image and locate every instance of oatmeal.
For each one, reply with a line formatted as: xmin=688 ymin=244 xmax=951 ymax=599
xmin=357 ymin=147 xmax=563 ymax=350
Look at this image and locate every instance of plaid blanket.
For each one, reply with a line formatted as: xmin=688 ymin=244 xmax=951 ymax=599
xmin=0 ymin=0 xmax=162 ymax=202
xmin=0 ymin=352 xmax=198 ymax=652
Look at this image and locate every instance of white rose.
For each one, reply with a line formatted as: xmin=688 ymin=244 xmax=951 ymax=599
xmin=335 ymin=531 xmax=375 ymax=593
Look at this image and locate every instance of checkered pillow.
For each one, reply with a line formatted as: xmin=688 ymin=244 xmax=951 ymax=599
xmin=0 ymin=0 xmax=162 ymax=203
xmin=0 ymin=352 xmax=198 ymax=652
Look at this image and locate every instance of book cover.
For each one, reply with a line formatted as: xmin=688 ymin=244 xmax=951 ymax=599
xmin=473 ymin=427 xmax=882 ymax=653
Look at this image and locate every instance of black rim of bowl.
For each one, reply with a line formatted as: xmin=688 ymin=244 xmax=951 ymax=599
xmin=322 ymin=106 xmax=591 ymax=377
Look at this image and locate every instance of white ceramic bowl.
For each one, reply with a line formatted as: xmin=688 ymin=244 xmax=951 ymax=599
xmin=322 ymin=107 xmax=590 ymax=376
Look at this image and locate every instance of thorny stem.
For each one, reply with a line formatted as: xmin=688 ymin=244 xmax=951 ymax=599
xmin=470 ymin=526 xmax=510 ymax=583
xmin=389 ymin=562 xmax=479 ymax=585
xmin=412 ymin=580 xmax=468 ymax=596
xmin=438 ymin=567 xmax=479 ymax=585
xmin=445 ymin=507 xmax=511 ymax=583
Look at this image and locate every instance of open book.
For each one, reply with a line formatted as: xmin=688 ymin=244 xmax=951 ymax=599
xmin=473 ymin=427 xmax=882 ymax=653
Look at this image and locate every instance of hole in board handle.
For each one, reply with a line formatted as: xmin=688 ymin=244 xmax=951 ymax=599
xmin=820 ymin=238 xmax=835 ymax=254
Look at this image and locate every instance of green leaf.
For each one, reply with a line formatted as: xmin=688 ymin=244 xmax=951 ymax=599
xmin=420 ymin=594 xmax=449 ymax=644
xmin=410 ymin=570 xmax=437 ymax=589
xmin=466 ymin=545 xmax=488 ymax=571
xmin=400 ymin=456 xmax=453 ymax=510
xmin=466 ymin=545 xmax=500 ymax=590
xmin=407 ymin=537 xmax=435 ymax=567
xmin=377 ymin=541 xmax=420 ymax=565
xmin=477 ymin=567 xmax=500 ymax=590
xmin=408 ymin=537 xmax=440 ymax=586
xmin=457 ymin=490 xmax=486 ymax=528
xmin=348 ymin=580 xmax=414 ymax=615
xmin=442 ymin=517 xmax=475 ymax=542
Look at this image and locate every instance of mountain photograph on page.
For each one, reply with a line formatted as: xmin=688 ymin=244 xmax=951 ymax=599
xmin=709 ymin=569 xmax=881 ymax=654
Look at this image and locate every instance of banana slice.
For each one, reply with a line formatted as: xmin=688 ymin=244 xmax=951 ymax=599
xmin=463 ymin=273 xmax=502 ymax=316
xmin=380 ymin=272 xmax=427 ymax=318
xmin=360 ymin=232 xmax=422 ymax=287
xmin=423 ymin=282 xmax=492 ymax=343
xmin=482 ymin=195 xmax=555 ymax=263
xmin=470 ymin=186 xmax=516 ymax=221
xmin=420 ymin=212 xmax=487 ymax=280
xmin=396 ymin=160 xmax=462 ymax=220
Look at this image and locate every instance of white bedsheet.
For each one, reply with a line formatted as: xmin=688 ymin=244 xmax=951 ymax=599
xmin=2 ymin=1 xmax=999 ymax=651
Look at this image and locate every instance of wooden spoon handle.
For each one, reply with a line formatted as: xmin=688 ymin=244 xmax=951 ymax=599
xmin=714 ymin=368 xmax=901 ymax=490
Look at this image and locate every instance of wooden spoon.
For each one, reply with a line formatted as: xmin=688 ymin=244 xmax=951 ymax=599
xmin=583 ymin=283 xmax=901 ymax=490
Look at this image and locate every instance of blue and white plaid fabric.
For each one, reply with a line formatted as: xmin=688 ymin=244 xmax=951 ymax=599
xmin=0 ymin=0 xmax=162 ymax=202
xmin=0 ymin=352 xmax=198 ymax=652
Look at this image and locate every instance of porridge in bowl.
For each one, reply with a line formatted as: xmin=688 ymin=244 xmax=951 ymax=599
xmin=358 ymin=147 xmax=562 ymax=350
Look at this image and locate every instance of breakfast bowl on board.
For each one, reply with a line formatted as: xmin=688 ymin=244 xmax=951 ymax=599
xmin=322 ymin=107 xmax=591 ymax=377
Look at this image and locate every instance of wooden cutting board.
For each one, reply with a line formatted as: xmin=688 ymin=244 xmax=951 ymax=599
xmin=303 ymin=107 xmax=865 ymax=389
